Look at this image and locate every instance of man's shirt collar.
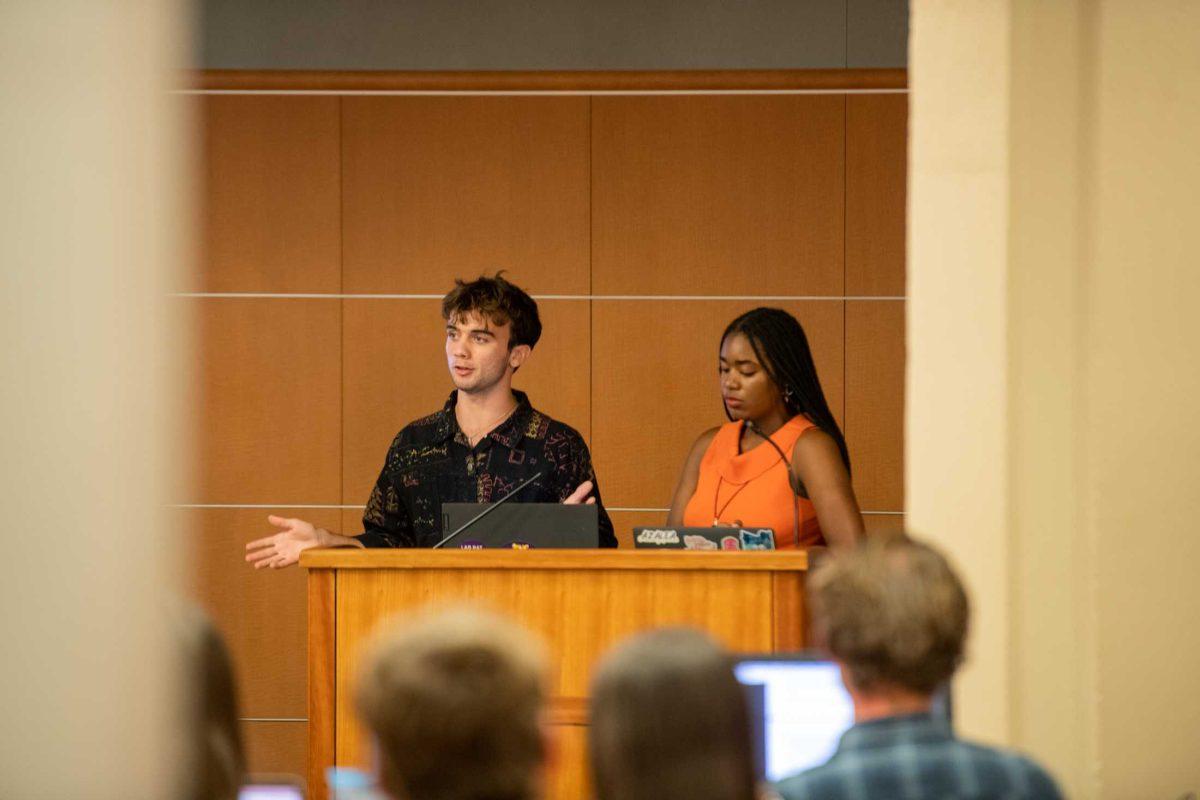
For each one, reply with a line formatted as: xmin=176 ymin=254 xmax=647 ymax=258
xmin=834 ymin=711 xmax=952 ymax=755
xmin=436 ymin=390 xmax=535 ymax=449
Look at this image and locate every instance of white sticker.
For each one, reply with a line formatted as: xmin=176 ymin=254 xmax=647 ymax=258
xmin=636 ymin=528 xmax=680 ymax=545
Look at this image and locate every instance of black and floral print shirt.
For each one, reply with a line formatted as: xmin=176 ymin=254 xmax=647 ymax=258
xmin=357 ymin=391 xmax=616 ymax=548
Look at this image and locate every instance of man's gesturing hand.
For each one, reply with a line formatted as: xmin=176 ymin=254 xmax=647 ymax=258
xmin=563 ymin=480 xmax=597 ymax=505
xmin=246 ymin=515 xmax=322 ymax=570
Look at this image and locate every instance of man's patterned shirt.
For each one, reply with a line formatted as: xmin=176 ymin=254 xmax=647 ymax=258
xmin=357 ymin=391 xmax=616 ymax=548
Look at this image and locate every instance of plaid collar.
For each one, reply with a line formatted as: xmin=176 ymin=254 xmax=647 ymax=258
xmin=835 ymin=712 xmax=952 ymax=755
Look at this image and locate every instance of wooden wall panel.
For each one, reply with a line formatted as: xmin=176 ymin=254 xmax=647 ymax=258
xmin=591 ymin=300 xmax=844 ymax=509
xmin=189 ymin=508 xmax=342 ymax=718
xmin=243 ymin=721 xmax=308 ymax=781
xmin=193 ymin=299 xmax=342 ymax=504
xmin=592 ymin=96 xmax=844 ymax=296
xmin=846 ymin=94 xmax=908 ymax=296
xmin=340 ymin=507 xmax=367 ymax=541
xmin=863 ymin=513 xmax=906 ymax=535
xmin=341 ymin=298 xmax=591 ymax=508
xmin=341 ymin=97 xmax=590 ymax=294
xmin=198 ymin=97 xmax=341 ymax=293
xmin=845 ymin=301 xmax=905 ymax=511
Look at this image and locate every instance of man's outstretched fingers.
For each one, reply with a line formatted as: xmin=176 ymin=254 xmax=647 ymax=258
xmin=563 ymin=480 xmax=595 ymax=504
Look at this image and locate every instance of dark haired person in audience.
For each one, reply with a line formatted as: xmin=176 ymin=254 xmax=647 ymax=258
xmin=776 ymin=534 xmax=1062 ymax=800
xmin=177 ymin=605 xmax=246 ymax=800
xmin=667 ymin=307 xmax=863 ymax=549
xmin=589 ymin=628 xmax=763 ymax=800
xmin=356 ymin=607 xmax=549 ymax=800
xmin=246 ymin=273 xmax=615 ymax=567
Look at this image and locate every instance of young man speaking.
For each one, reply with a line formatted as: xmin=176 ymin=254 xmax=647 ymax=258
xmin=246 ymin=274 xmax=615 ymax=567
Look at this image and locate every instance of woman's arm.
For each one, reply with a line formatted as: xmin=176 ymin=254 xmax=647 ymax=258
xmin=666 ymin=427 xmax=720 ymax=526
xmin=791 ymin=429 xmax=865 ymax=549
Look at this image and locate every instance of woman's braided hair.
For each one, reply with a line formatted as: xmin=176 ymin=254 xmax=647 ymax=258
xmin=720 ymin=307 xmax=851 ymax=471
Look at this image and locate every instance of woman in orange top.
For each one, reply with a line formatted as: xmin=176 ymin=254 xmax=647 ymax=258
xmin=667 ymin=308 xmax=864 ymax=549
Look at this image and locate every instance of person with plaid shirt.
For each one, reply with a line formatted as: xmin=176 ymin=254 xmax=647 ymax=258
xmin=776 ymin=535 xmax=1061 ymax=800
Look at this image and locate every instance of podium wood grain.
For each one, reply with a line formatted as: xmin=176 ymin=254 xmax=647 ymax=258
xmin=302 ymin=549 xmax=814 ymax=800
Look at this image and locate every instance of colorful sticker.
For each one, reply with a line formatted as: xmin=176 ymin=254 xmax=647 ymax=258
xmin=511 ymin=542 xmax=532 ymax=549
xmin=683 ymin=535 xmax=718 ymax=550
xmin=720 ymin=536 xmax=741 ymax=551
xmin=739 ymin=529 xmax=776 ymax=550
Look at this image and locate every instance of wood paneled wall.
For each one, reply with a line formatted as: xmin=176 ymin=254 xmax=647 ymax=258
xmin=187 ymin=83 xmax=907 ymax=788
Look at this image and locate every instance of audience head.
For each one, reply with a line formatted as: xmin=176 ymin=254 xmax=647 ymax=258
xmin=719 ymin=307 xmax=849 ymax=469
xmin=442 ymin=272 xmax=543 ymax=351
xmin=589 ymin=628 xmax=758 ymax=800
xmin=356 ymin=606 xmax=548 ymax=800
xmin=810 ymin=533 xmax=969 ymax=699
xmin=177 ymin=605 xmax=246 ymax=800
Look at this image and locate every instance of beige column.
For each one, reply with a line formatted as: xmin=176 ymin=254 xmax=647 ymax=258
xmin=908 ymin=1 xmax=1200 ymax=797
xmin=0 ymin=3 xmax=189 ymax=798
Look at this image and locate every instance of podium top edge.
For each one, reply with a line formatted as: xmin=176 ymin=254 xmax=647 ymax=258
xmin=300 ymin=547 xmax=817 ymax=571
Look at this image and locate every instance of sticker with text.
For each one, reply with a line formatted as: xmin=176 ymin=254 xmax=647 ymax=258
xmin=636 ymin=528 xmax=680 ymax=545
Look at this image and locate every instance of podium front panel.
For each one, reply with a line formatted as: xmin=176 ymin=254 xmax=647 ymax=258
xmin=303 ymin=549 xmax=813 ymax=800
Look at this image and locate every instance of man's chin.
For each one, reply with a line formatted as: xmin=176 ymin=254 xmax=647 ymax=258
xmin=449 ymin=368 xmax=513 ymax=397
xmin=450 ymin=376 xmax=493 ymax=395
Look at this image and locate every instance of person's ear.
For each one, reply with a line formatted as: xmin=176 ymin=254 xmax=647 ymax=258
xmin=509 ymin=344 xmax=531 ymax=371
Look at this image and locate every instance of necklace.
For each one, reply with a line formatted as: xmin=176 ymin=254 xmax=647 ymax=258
xmin=458 ymin=402 xmax=518 ymax=447
xmin=711 ymin=475 xmax=749 ymax=526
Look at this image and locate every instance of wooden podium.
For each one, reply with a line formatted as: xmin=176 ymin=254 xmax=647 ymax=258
xmin=300 ymin=548 xmax=817 ymax=800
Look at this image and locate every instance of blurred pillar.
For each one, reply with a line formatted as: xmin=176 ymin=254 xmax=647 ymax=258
xmin=908 ymin=1 xmax=1200 ymax=796
xmin=0 ymin=2 xmax=190 ymax=798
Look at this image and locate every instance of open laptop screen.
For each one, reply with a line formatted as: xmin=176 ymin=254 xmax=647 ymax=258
xmin=733 ymin=655 xmax=855 ymax=783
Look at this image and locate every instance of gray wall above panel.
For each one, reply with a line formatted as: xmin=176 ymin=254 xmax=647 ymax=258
xmin=198 ymin=0 xmax=908 ymax=71
xmin=848 ymin=0 xmax=909 ymax=68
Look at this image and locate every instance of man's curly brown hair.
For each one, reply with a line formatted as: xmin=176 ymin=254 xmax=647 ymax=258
xmin=442 ymin=272 xmax=542 ymax=350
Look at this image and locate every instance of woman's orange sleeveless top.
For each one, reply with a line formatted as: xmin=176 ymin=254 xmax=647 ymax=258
xmin=682 ymin=416 xmax=824 ymax=549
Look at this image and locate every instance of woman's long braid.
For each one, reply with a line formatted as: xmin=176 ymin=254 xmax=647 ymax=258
xmin=721 ymin=308 xmax=851 ymax=472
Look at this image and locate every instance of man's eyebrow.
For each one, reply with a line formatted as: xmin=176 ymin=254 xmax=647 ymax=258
xmin=446 ymin=324 xmax=495 ymax=337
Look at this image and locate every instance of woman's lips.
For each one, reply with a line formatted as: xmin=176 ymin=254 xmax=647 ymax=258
xmin=724 ymin=396 xmax=743 ymax=407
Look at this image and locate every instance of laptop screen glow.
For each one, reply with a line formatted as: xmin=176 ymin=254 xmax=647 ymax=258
xmin=733 ymin=658 xmax=855 ymax=783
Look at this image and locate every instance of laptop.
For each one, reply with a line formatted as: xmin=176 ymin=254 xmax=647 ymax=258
xmin=733 ymin=654 xmax=856 ymax=782
xmin=440 ymin=502 xmax=599 ymax=548
xmin=733 ymin=653 xmax=953 ymax=783
xmin=632 ymin=526 xmax=776 ymax=550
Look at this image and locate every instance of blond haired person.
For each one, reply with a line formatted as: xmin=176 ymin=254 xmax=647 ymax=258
xmin=356 ymin=607 xmax=549 ymax=800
